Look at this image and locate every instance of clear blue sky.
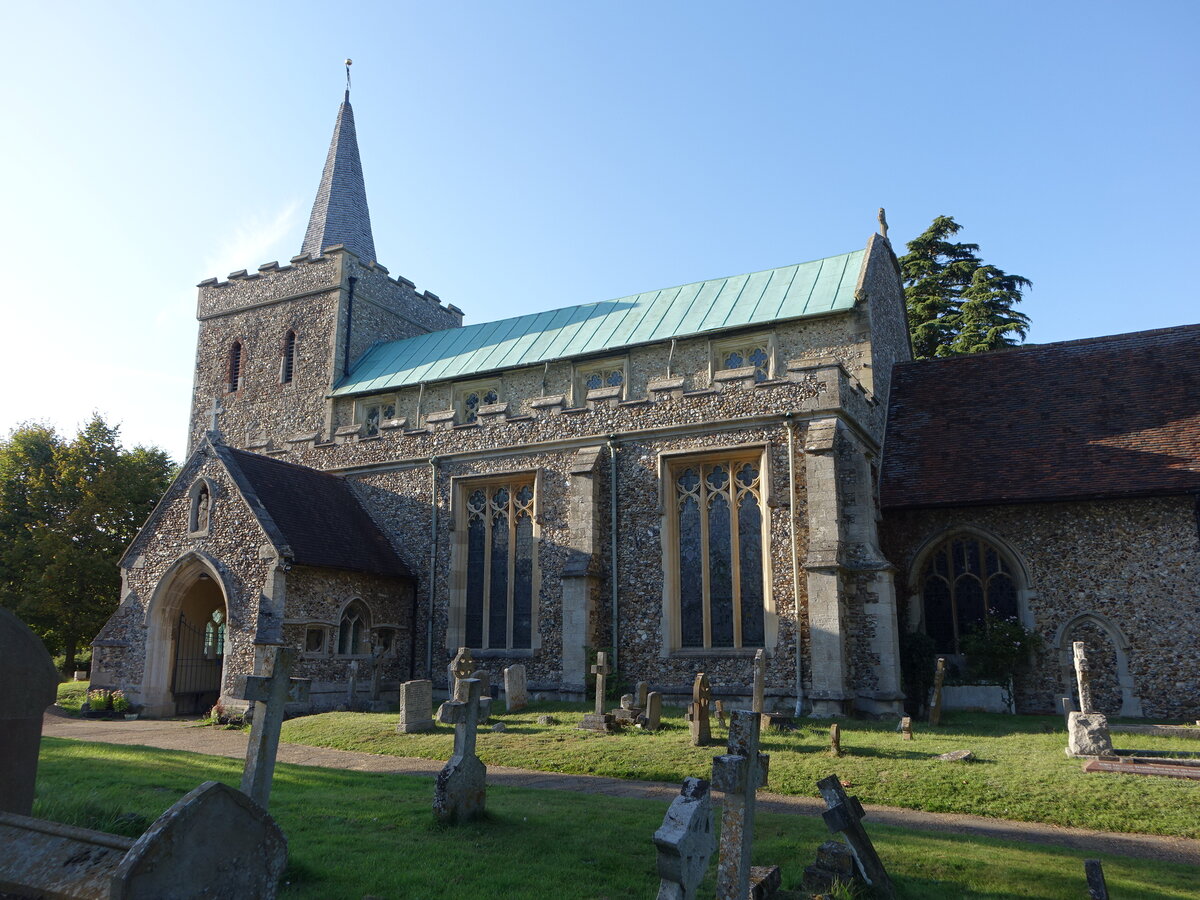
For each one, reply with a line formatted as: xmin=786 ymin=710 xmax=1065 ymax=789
xmin=1 ymin=2 xmax=1196 ymax=462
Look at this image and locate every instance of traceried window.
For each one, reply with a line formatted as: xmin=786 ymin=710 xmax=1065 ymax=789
xmin=203 ymin=609 xmax=225 ymax=659
xmin=672 ymin=455 xmax=766 ymax=649
xmin=576 ymin=359 xmax=627 ymax=401
xmin=281 ymin=330 xmax=297 ymax=384
xmin=337 ymin=600 xmax=371 ymax=655
xmin=463 ymin=480 xmax=535 ymax=650
xmin=712 ymin=333 xmax=774 ymax=383
xmin=455 ymin=381 xmax=501 ymax=424
xmin=227 ymin=341 xmax=243 ymax=392
xmin=920 ymin=535 xmax=1020 ymax=654
xmin=357 ymin=397 xmax=397 ymax=437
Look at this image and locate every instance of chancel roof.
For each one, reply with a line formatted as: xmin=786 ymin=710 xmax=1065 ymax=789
xmin=881 ymin=324 xmax=1200 ymax=509
xmin=333 ymin=249 xmax=865 ymax=396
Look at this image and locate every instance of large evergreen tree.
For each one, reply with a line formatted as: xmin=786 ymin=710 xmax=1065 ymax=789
xmin=0 ymin=415 xmax=174 ymax=671
xmin=899 ymin=216 xmax=1032 ymax=359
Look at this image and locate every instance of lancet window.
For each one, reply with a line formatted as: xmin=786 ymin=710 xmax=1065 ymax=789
xmin=337 ymin=600 xmax=371 ymax=656
xmin=462 ymin=479 xmax=536 ymax=650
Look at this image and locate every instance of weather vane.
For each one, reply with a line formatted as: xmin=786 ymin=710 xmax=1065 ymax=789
xmin=345 ymin=58 xmax=353 ymax=95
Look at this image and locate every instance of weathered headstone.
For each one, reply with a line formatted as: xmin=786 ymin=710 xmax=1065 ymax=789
xmin=470 ymin=668 xmax=491 ymax=695
xmin=900 ymin=717 xmax=913 ymax=741
xmin=751 ymin=648 xmax=766 ymax=714
xmin=233 ymin=644 xmax=311 ymax=810
xmin=829 ymin=723 xmax=841 ymax=757
xmin=816 ymin=774 xmax=895 ymax=898
xmin=653 ymin=776 xmax=715 ymax=900
xmin=1085 ymin=859 xmax=1109 ymax=900
xmin=803 ymin=840 xmax=859 ymax=894
xmin=641 ymin=691 xmax=663 ymax=731
xmin=396 ymin=679 xmax=434 ymax=733
xmin=928 ymin=657 xmax=946 ymax=726
xmin=687 ymin=673 xmax=713 ymax=746
xmin=635 ymin=680 xmax=650 ymax=710
xmin=613 ymin=690 xmax=644 ymax=725
xmin=1074 ymin=641 xmax=1094 ymax=713
xmin=367 ymin=642 xmax=388 ymax=712
xmin=1067 ymin=642 xmax=1114 ymax=757
xmin=579 ymin=651 xmax=618 ymax=732
xmin=434 ymin=677 xmax=487 ymax=824
xmin=935 ymin=749 xmax=974 ymax=762
xmin=449 ymin=646 xmax=474 ymax=700
xmin=712 ymin=710 xmax=772 ymax=900
xmin=0 ymin=608 xmax=60 ymax=816
xmin=503 ymin=663 xmax=528 ymax=712
xmin=0 ymin=781 xmax=287 ymax=899
xmin=346 ymin=659 xmax=360 ymax=709
xmin=714 ymin=700 xmax=727 ymax=729
xmin=1059 ymin=695 xmax=1077 ymax=724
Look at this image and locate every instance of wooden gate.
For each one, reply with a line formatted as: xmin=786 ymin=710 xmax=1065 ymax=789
xmin=171 ymin=613 xmax=221 ymax=715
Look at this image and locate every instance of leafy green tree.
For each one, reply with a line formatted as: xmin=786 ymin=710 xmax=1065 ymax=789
xmin=899 ymin=216 xmax=1032 ymax=359
xmin=0 ymin=416 xmax=174 ymax=672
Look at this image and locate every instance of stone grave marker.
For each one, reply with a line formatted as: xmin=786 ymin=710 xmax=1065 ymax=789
xmin=1085 ymin=859 xmax=1109 ymax=899
xmin=829 ymin=723 xmax=841 ymax=757
xmin=686 ymin=673 xmax=713 ymax=746
xmin=346 ymin=659 xmax=360 ymax=709
xmin=803 ymin=840 xmax=859 ymax=894
xmin=396 ymin=679 xmax=434 ymax=733
xmin=613 ymin=691 xmax=643 ymax=725
xmin=367 ymin=641 xmax=388 ymax=712
xmin=503 ymin=663 xmax=528 ymax=712
xmin=751 ymin=648 xmax=766 ymax=714
xmin=641 ymin=691 xmax=663 ymax=731
xmin=471 ymin=668 xmax=492 ymax=696
xmin=815 ymin=774 xmax=895 ymax=899
xmin=449 ymin=646 xmax=474 ymax=700
xmin=233 ymin=644 xmax=311 ymax=810
xmin=1067 ymin=642 xmax=1115 ymax=757
xmin=434 ymin=677 xmax=487 ymax=824
xmin=0 ymin=780 xmax=287 ymax=899
xmin=714 ymin=699 xmax=727 ymax=729
xmin=928 ymin=657 xmax=946 ymax=726
xmin=900 ymin=717 xmax=913 ymax=741
xmin=579 ymin=651 xmax=618 ymax=732
xmin=652 ymin=776 xmax=715 ymax=900
xmin=0 ymin=608 xmax=59 ymax=816
xmin=635 ymin=680 xmax=650 ymax=709
xmin=712 ymin=709 xmax=775 ymax=900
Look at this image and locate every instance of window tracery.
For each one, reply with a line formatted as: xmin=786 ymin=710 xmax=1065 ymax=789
xmin=462 ymin=479 xmax=535 ymax=650
xmin=920 ymin=534 xmax=1020 ymax=654
xmin=337 ymin=600 xmax=371 ymax=655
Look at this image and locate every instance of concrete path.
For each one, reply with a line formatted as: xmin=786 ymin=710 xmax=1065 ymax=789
xmin=42 ymin=712 xmax=1200 ymax=867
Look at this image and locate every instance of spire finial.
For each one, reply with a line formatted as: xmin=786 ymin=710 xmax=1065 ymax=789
xmin=345 ymin=58 xmax=353 ymax=100
xmin=877 ymin=207 xmax=889 ymax=239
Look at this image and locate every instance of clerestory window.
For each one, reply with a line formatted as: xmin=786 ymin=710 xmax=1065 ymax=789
xmin=669 ymin=454 xmax=766 ymax=649
xmin=920 ymin=534 xmax=1020 ymax=654
xmin=454 ymin=380 xmax=501 ymax=424
xmin=711 ymin=333 xmax=775 ymax=383
xmin=356 ymin=396 xmax=397 ymax=437
xmin=461 ymin=478 xmax=536 ymax=650
xmin=575 ymin=358 xmax=627 ymax=402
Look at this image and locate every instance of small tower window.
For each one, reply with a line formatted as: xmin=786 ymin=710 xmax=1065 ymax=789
xmin=227 ymin=341 xmax=243 ymax=392
xmin=281 ymin=330 xmax=297 ymax=384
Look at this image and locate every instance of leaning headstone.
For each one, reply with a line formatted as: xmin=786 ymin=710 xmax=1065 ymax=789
xmin=0 ymin=608 xmax=60 ymax=816
xmin=0 ymin=780 xmax=287 ymax=899
xmin=751 ymin=649 xmax=766 ymax=713
xmin=712 ymin=710 xmax=773 ymax=900
xmin=928 ymin=657 xmax=946 ymax=726
xmin=579 ymin=651 xmax=618 ymax=732
xmin=396 ymin=679 xmax=434 ymax=733
xmin=346 ymin=659 xmax=360 ymax=709
xmin=470 ymin=668 xmax=491 ymax=695
xmin=232 ymin=644 xmax=311 ymax=810
xmin=653 ymin=776 xmax=715 ymax=900
xmin=687 ymin=673 xmax=713 ymax=746
xmin=641 ymin=691 xmax=663 ymax=731
xmin=816 ymin=774 xmax=895 ymax=898
xmin=635 ymin=680 xmax=650 ymax=710
xmin=1085 ymin=859 xmax=1109 ymax=900
xmin=434 ymin=678 xmax=487 ymax=824
xmin=829 ymin=723 xmax=841 ymax=757
xmin=503 ymin=664 xmax=528 ymax=712
xmin=1067 ymin=642 xmax=1114 ymax=757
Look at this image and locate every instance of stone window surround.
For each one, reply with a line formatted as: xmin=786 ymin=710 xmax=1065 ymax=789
xmin=336 ymin=598 xmax=372 ymax=657
xmin=709 ymin=331 xmax=777 ymax=384
xmin=657 ymin=443 xmax=778 ymax=657
xmin=446 ymin=468 xmax=543 ymax=655
xmin=186 ymin=477 xmax=217 ymax=538
xmin=453 ymin=377 xmax=503 ymax=424
xmin=572 ymin=355 xmax=629 ymax=405
xmin=280 ymin=328 xmax=298 ymax=385
xmin=355 ymin=394 xmax=399 ymax=437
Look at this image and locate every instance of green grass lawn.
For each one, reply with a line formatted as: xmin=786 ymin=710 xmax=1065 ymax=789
xmin=54 ymin=680 xmax=89 ymax=715
xmin=278 ymin=703 xmax=1200 ymax=838
xmin=33 ymin=738 xmax=1198 ymax=899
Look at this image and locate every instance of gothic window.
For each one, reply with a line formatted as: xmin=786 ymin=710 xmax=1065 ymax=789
xmin=462 ymin=478 xmax=536 ymax=650
xmin=575 ymin=358 xmax=627 ymax=402
xmin=203 ymin=609 xmax=225 ymax=659
xmin=920 ymin=534 xmax=1020 ymax=654
xmin=227 ymin=341 xmax=243 ymax=392
xmin=454 ymin=380 xmax=501 ymax=423
xmin=337 ymin=600 xmax=371 ymax=656
xmin=188 ymin=479 xmax=213 ymax=534
xmin=281 ymin=330 xmax=297 ymax=384
xmin=670 ymin=454 xmax=766 ymax=649
xmin=712 ymin=334 xmax=774 ymax=383
xmin=356 ymin=396 xmax=397 ymax=437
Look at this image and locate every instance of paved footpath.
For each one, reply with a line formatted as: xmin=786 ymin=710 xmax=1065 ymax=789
xmin=43 ymin=712 xmax=1200 ymax=867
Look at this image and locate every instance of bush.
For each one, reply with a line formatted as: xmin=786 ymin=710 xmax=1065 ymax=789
xmin=86 ymin=689 xmax=113 ymax=711
xmin=899 ymin=631 xmax=938 ymax=715
xmin=960 ymin=617 xmax=1043 ymax=683
xmin=110 ymin=690 xmax=131 ymax=714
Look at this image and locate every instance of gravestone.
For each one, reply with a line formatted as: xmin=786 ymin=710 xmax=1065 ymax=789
xmin=471 ymin=668 xmax=492 ymax=696
xmin=613 ymin=691 xmax=643 ymax=725
xmin=434 ymin=677 xmax=487 ymax=824
xmin=346 ymin=659 xmax=360 ymax=709
xmin=829 ymin=723 xmax=841 ymax=757
xmin=714 ymin=700 xmax=727 ymax=729
xmin=900 ymin=717 xmax=913 ymax=741
xmin=928 ymin=657 xmax=946 ymax=726
xmin=686 ymin=673 xmax=713 ymax=746
xmin=0 ymin=780 xmax=287 ymax=899
xmin=367 ymin=642 xmax=389 ymax=712
xmin=803 ymin=840 xmax=859 ymax=894
xmin=1067 ymin=643 xmax=1115 ymax=757
xmin=712 ymin=710 xmax=772 ymax=900
xmin=503 ymin=664 xmax=528 ymax=712
xmin=396 ymin=679 xmax=435 ymax=733
xmin=641 ymin=691 xmax=663 ymax=731
xmin=579 ymin=651 xmax=618 ymax=732
xmin=0 ymin=608 xmax=59 ymax=816
xmin=449 ymin=647 xmax=474 ymax=700
xmin=815 ymin=774 xmax=895 ymax=899
xmin=653 ymin=776 xmax=715 ymax=900
xmin=1085 ymin=859 xmax=1109 ymax=900
xmin=232 ymin=644 xmax=311 ymax=810
xmin=635 ymin=680 xmax=650 ymax=709
xmin=751 ymin=648 xmax=766 ymax=714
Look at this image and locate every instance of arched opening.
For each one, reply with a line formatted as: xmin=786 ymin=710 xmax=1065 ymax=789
xmin=141 ymin=553 xmax=231 ymax=718
xmin=337 ymin=599 xmax=371 ymax=656
xmin=1056 ymin=614 xmax=1143 ymax=717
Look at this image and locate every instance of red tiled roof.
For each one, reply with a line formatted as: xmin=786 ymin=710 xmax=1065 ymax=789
xmin=880 ymin=324 xmax=1200 ymax=510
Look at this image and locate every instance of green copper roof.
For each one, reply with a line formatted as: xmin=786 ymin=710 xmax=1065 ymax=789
xmin=333 ymin=248 xmax=864 ymax=396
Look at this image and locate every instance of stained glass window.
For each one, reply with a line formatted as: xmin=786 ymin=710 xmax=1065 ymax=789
xmin=716 ymin=340 xmax=772 ymax=382
xmin=358 ymin=397 xmax=397 ymax=436
xmin=920 ymin=535 xmax=1021 ymax=653
xmin=204 ymin=609 xmax=225 ymax=658
xmin=463 ymin=478 xmax=535 ymax=649
xmin=457 ymin=383 xmax=502 ymax=423
xmin=673 ymin=456 xmax=766 ymax=648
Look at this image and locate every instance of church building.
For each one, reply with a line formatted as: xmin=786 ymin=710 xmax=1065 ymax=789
xmin=90 ymin=88 xmax=1200 ymax=721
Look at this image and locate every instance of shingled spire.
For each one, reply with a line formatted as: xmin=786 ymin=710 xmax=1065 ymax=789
xmin=301 ymin=83 xmax=377 ymax=263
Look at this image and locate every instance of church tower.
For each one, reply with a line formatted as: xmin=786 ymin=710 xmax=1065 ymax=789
xmin=187 ymin=85 xmax=462 ymax=453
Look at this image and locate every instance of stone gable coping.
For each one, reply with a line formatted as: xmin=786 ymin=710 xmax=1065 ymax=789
xmin=426 ymin=409 xmax=457 ymax=432
xmin=648 ymin=376 xmax=686 ymax=401
xmin=228 ymin=269 xmax=250 ymax=280
xmin=379 ymin=418 xmax=407 ymax=432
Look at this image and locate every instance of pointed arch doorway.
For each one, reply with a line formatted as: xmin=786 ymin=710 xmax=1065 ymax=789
xmin=142 ymin=554 xmax=230 ymax=718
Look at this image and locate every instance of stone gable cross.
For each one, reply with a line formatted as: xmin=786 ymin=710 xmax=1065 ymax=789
xmin=711 ymin=709 xmax=769 ymax=900
xmin=450 ymin=646 xmax=475 ymax=701
xmin=816 ymin=773 xmax=894 ymax=898
xmin=591 ymin=651 xmax=611 ymax=715
xmin=207 ymin=395 xmax=225 ymax=435
xmin=434 ymin=677 xmax=487 ymax=824
xmin=235 ymin=645 xmax=311 ymax=810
